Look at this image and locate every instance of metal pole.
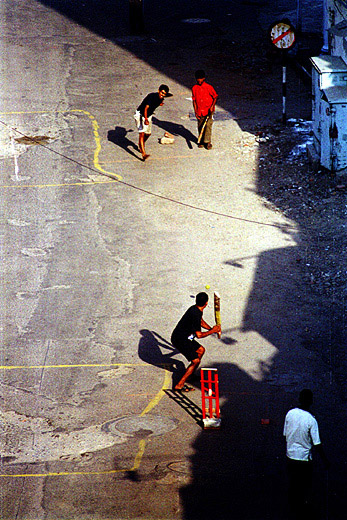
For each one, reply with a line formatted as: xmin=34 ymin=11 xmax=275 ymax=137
xmin=321 ymin=0 xmax=329 ymax=54
xmin=282 ymin=52 xmax=287 ymax=124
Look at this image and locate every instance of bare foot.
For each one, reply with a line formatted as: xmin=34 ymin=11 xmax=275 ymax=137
xmin=174 ymin=384 xmax=195 ymax=392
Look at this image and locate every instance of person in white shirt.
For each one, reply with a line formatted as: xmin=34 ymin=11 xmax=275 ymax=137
xmin=283 ymin=389 xmax=329 ymax=519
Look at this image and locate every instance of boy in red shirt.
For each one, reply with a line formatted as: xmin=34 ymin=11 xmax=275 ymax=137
xmin=192 ymin=70 xmax=218 ymax=149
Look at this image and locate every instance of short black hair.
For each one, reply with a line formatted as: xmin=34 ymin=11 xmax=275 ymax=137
xmin=299 ymin=389 xmax=313 ymax=407
xmin=195 ymin=69 xmax=206 ymax=79
xmin=196 ymin=292 xmax=208 ymax=306
xmin=159 ymin=84 xmax=169 ymax=94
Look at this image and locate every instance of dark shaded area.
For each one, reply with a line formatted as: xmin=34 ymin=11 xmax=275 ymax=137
xmin=180 ymin=363 xmax=336 ymax=520
xmin=129 ymin=0 xmax=144 ymax=34
xmin=36 ymin=0 xmax=219 ymax=39
xmin=153 ymin=117 xmax=196 ymax=149
xmin=165 ymin=389 xmax=203 ymax=427
xmin=138 ymin=329 xmax=186 ymax=388
xmin=37 ymin=0 xmax=130 ymax=38
xmin=239 ymin=246 xmax=325 ymax=350
xmin=107 ymin=126 xmax=140 ymax=160
xmin=125 ymin=469 xmax=141 ymax=481
xmin=219 ymin=333 xmax=238 ymax=346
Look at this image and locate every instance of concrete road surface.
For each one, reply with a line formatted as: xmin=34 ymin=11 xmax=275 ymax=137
xmin=1 ymin=1 xmax=345 ymax=519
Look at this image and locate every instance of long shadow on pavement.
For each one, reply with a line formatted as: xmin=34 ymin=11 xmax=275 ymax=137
xmin=107 ymin=126 xmax=141 ymax=160
xmin=152 ymin=117 xmax=196 ymax=149
xmin=138 ymin=329 xmax=186 ymax=388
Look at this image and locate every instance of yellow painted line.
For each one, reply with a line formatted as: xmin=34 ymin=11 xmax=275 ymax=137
xmin=0 ymin=362 xmax=162 ymax=370
xmin=0 ymin=369 xmax=171 ymax=478
xmin=139 ymin=369 xmax=171 ymax=416
xmin=0 ymin=469 xmax=127 ymax=478
xmin=130 ymin=438 xmax=147 ymax=472
xmin=131 ymin=369 xmax=171 ymax=472
xmin=0 ymin=108 xmax=122 ymax=182
xmin=0 ymin=180 xmax=117 ymax=189
xmin=70 ymin=109 xmax=122 ymax=181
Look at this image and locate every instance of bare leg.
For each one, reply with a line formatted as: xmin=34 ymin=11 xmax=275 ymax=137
xmin=139 ymin=132 xmax=150 ymax=160
xmin=138 ymin=132 xmax=145 ymax=154
xmin=175 ymin=346 xmax=205 ymax=390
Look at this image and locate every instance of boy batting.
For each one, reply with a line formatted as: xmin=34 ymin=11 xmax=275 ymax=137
xmin=171 ymin=292 xmax=221 ymax=391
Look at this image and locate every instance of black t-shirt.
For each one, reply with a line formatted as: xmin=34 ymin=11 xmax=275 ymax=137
xmin=137 ymin=92 xmax=163 ymax=117
xmin=171 ymin=305 xmax=202 ymax=342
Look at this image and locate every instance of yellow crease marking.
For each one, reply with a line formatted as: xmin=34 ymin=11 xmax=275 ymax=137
xmin=0 ymin=108 xmax=122 ymax=184
xmin=0 ymin=469 xmax=126 ymax=478
xmin=70 ymin=109 xmax=122 ymax=181
xmin=1 ymin=180 xmax=117 ymax=189
xmin=130 ymin=369 xmax=171 ymax=472
xmin=139 ymin=369 xmax=171 ymax=417
xmin=130 ymin=438 xmax=147 ymax=472
xmin=0 ymin=362 xmax=152 ymax=370
xmin=0 ymin=370 xmax=171 ymax=478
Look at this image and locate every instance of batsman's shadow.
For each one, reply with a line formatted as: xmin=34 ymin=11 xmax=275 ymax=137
xmin=107 ymin=126 xmax=141 ymax=160
xmin=152 ymin=117 xmax=197 ymax=148
xmin=138 ymin=329 xmax=186 ymax=388
xmin=165 ymin=389 xmax=203 ymax=427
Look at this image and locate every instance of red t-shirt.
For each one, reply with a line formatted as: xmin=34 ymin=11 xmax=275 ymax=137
xmin=192 ymin=82 xmax=218 ymax=116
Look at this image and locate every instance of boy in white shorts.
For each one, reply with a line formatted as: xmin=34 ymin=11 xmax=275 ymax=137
xmin=134 ymin=84 xmax=169 ymax=160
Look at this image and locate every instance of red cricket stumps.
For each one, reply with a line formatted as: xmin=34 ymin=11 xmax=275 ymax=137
xmin=201 ymin=368 xmax=221 ymax=429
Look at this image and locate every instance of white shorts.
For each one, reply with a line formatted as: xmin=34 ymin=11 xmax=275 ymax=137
xmin=134 ymin=110 xmax=152 ymax=134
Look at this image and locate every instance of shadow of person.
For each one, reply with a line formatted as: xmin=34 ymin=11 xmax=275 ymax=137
xmin=107 ymin=126 xmax=141 ymax=160
xmin=138 ymin=329 xmax=186 ymax=388
xmin=152 ymin=117 xmax=196 ymax=149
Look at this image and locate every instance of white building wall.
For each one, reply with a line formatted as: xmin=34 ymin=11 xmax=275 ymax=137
xmin=309 ymin=2 xmax=347 ymax=172
xmin=327 ymin=0 xmax=347 ymax=61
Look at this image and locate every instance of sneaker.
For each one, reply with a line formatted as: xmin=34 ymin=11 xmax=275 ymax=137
xmin=206 ymin=143 xmax=212 ymax=150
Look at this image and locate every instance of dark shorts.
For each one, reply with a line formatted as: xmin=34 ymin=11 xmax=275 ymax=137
xmin=171 ymin=336 xmax=201 ymax=362
xmin=287 ymin=457 xmax=313 ymax=516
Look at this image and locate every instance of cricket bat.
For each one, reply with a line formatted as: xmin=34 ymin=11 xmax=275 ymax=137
xmin=214 ymin=292 xmax=221 ymax=339
xmin=197 ymin=115 xmax=209 ymax=144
